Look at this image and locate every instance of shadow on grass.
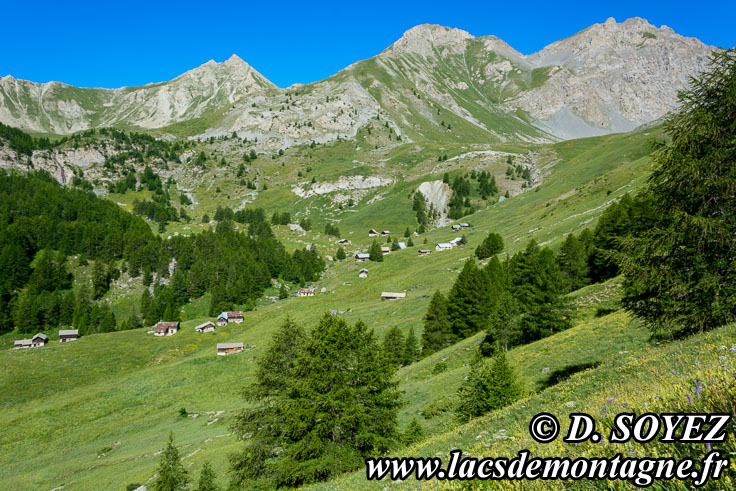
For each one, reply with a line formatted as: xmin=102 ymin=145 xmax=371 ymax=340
xmin=538 ymin=361 xmax=602 ymax=390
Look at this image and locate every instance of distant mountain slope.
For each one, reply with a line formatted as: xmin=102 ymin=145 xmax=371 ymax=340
xmin=0 ymin=55 xmax=276 ymax=134
xmin=0 ymin=18 xmax=717 ymax=143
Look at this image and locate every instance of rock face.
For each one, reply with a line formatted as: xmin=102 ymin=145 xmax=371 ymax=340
xmin=417 ymin=180 xmax=453 ymax=224
xmin=0 ymin=19 xmax=718 ymax=142
xmin=510 ymin=17 xmax=715 ymax=138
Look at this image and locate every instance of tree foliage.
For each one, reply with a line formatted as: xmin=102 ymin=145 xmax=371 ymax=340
xmin=229 ymin=315 xmax=400 ymax=488
xmin=619 ymin=49 xmax=736 ymax=338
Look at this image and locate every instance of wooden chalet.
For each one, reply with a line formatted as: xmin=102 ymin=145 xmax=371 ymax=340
xmin=418 ymin=249 xmax=431 ymax=256
xmin=368 ymin=229 xmax=379 ymax=237
xmin=381 ymin=246 xmax=391 ymax=255
xmin=358 ymin=268 xmax=368 ymax=278
xmin=435 ymin=242 xmax=453 ymax=251
xmin=59 ymin=329 xmax=78 ymax=342
xmin=355 ymin=253 xmax=370 ymax=262
xmin=154 ymin=321 xmax=179 ymax=336
xmin=195 ymin=321 xmax=216 ymax=333
xmin=298 ymin=288 xmax=315 ymax=297
xmin=217 ymin=342 xmax=244 ymax=356
xmin=381 ymin=292 xmax=406 ymax=300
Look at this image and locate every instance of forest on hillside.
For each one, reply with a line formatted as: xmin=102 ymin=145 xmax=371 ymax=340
xmin=0 ymin=171 xmax=325 ymax=335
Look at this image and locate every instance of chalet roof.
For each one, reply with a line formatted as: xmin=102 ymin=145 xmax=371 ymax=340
xmin=217 ymin=312 xmax=229 ymax=320
xmin=381 ymin=246 xmax=390 ymax=251
xmin=381 ymin=292 xmax=406 ymax=298
xmin=155 ymin=322 xmax=179 ymax=332
xmin=59 ymin=329 xmax=78 ymax=336
xmin=299 ymin=288 xmax=315 ymax=293
xmin=355 ymin=253 xmax=370 ymax=259
xmin=437 ymin=242 xmax=453 ymax=248
xmin=227 ymin=311 xmax=244 ymax=319
xmin=450 ymin=237 xmax=462 ymax=243
xmin=359 ymin=268 xmax=368 ymax=273
xmin=381 ymin=230 xmax=391 ymax=235
xmin=195 ymin=321 xmax=215 ymax=330
xmin=368 ymin=228 xmax=378 ymax=234
xmin=418 ymin=249 xmax=431 ymax=253
xmin=397 ymin=242 xmax=407 ymax=249
xmin=32 ymin=333 xmax=48 ymax=341
xmin=217 ymin=343 xmax=244 ymax=350
xmin=14 ymin=339 xmax=31 ymax=346
xmin=459 ymin=223 xmax=469 ymax=227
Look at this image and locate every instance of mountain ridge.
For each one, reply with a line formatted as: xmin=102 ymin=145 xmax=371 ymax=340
xmin=0 ymin=18 xmax=718 ymax=141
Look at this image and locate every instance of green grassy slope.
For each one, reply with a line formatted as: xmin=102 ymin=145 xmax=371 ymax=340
xmin=0 ymin=128 xmax=662 ymax=489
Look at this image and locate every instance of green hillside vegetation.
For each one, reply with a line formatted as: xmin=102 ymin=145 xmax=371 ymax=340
xmin=0 ymin=50 xmax=733 ymax=490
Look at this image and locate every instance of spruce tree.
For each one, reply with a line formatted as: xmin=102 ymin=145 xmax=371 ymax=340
xmin=152 ymin=432 xmax=189 ymax=491
xmin=620 ymin=50 xmax=736 ymax=337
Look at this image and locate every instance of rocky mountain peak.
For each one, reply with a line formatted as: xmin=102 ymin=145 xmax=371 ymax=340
xmin=385 ymin=24 xmax=473 ymax=57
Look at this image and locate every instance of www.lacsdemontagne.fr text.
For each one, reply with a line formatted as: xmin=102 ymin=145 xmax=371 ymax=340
xmin=365 ymin=449 xmax=729 ymax=487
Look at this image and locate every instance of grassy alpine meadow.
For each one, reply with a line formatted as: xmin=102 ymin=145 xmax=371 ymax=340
xmin=0 ymin=126 xmax=666 ymax=489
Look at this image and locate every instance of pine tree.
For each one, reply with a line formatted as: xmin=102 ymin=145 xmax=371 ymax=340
xmin=152 ymin=432 xmax=189 ymax=491
xmin=194 ymin=461 xmax=219 ymax=491
xmin=407 ymin=237 xmax=414 ymax=247
xmin=420 ymin=291 xmax=452 ymax=356
xmin=278 ymin=284 xmax=288 ymax=299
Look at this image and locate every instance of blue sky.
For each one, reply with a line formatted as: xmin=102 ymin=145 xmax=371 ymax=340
xmin=1 ymin=1 xmax=734 ymax=88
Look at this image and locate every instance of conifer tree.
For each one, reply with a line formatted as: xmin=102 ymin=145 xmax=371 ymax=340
xmin=194 ymin=461 xmax=219 ymax=491
xmin=335 ymin=246 xmax=346 ymax=260
xmin=557 ymin=233 xmax=589 ymax=292
xmin=152 ymin=432 xmax=189 ymax=491
xmin=368 ymin=240 xmax=383 ymax=262
xmin=402 ymin=327 xmax=419 ymax=365
xmin=402 ymin=417 xmax=424 ymax=446
xmin=475 ymin=231 xmax=504 ymax=259
xmin=382 ymin=326 xmax=405 ymax=368
xmin=421 ymin=291 xmax=452 ymax=356
xmin=620 ymin=50 xmax=736 ymax=337
xmin=446 ymin=260 xmax=492 ymax=339
xmin=230 ymin=315 xmax=400 ymax=487
xmin=456 ymin=348 xmax=522 ymax=421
